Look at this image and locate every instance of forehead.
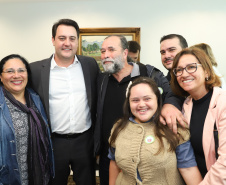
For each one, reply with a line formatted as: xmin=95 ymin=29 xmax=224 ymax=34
xmin=160 ymin=37 xmax=181 ymax=50
xmin=130 ymin=83 xmax=154 ymax=96
xmin=102 ymin=36 xmax=122 ymax=49
xmin=178 ymin=54 xmax=199 ymax=67
xmin=4 ymin=58 xmax=25 ymax=68
xmin=55 ymin=25 xmax=77 ymax=37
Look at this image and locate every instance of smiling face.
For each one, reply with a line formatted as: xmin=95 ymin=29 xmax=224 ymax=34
xmin=52 ymin=25 xmax=78 ymax=65
xmin=160 ymin=37 xmax=183 ymax=70
xmin=100 ymin=36 xmax=127 ymax=74
xmin=129 ymin=83 xmax=158 ymax=124
xmin=176 ymin=54 xmax=209 ymax=100
xmin=0 ymin=58 xmax=28 ymax=97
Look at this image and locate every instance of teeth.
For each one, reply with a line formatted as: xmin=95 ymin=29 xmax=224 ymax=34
xmin=139 ymin=109 xmax=147 ymax=112
xmin=12 ymin=81 xmax=22 ymax=84
xmin=183 ymin=79 xmax=193 ymax=83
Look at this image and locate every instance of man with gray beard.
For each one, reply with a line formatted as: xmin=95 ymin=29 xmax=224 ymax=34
xmin=94 ymin=35 xmax=186 ymax=185
xmin=101 ymin=51 xmax=124 ymax=74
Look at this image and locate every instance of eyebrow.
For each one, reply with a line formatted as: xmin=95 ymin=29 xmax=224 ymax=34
xmin=101 ymin=46 xmax=115 ymax=50
xmin=130 ymin=95 xmax=152 ymax=99
xmin=177 ymin=63 xmax=198 ymax=68
xmin=160 ymin=47 xmax=177 ymax=53
xmin=58 ymin=35 xmax=77 ymax=38
xmin=168 ymin=47 xmax=176 ymax=50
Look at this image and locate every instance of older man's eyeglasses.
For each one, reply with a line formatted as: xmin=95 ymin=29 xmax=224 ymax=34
xmin=2 ymin=68 xmax=27 ymax=74
xmin=173 ymin=63 xmax=202 ymax=77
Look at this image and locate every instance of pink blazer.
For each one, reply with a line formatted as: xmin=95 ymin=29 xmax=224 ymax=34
xmin=183 ymin=87 xmax=226 ymax=184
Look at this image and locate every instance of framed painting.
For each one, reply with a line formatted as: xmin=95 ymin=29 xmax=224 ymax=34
xmin=77 ymin=27 xmax=140 ymax=71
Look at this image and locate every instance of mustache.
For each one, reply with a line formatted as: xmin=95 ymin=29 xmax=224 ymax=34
xmin=102 ymin=59 xmax=114 ymax=63
xmin=164 ymin=58 xmax=173 ymax=63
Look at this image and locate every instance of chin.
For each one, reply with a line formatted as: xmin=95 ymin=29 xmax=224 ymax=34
xmin=166 ymin=66 xmax=172 ymax=71
xmin=139 ymin=118 xmax=149 ymax=123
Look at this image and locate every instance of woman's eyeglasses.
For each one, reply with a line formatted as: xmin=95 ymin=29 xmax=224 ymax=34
xmin=173 ymin=63 xmax=202 ymax=77
xmin=2 ymin=68 xmax=27 ymax=75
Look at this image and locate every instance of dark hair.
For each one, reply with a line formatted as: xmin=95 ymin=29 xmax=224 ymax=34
xmin=52 ymin=19 xmax=80 ymax=39
xmin=160 ymin=34 xmax=188 ymax=49
xmin=171 ymin=48 xmax=221 ymax=97
xmin=104 ymin=35 xmax=129 ymax=50
xmin=128 ymin=41 xmax=141 ymax=53
xmin=0 ymin=54 xmax=32 ymax=87
xmin=109 ymin=77 xmax=183 ymax=154
xmin=190 ymin=43 xmax=218 ymax=67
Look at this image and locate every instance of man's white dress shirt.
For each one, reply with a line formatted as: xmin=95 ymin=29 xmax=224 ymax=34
xmin=49 ymin=55 xmax=91 ymax=134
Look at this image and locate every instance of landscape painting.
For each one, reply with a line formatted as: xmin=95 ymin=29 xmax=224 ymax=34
xmin=77 ymin=27 xmax=141 ymax=71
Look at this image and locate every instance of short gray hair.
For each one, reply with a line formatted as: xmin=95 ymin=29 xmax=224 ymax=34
xmin=105 ymin=35 xmax=129 ymax=50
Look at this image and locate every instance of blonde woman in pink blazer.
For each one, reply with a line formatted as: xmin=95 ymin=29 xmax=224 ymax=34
xmin=171 ymin=47 xmax=226 ymax=184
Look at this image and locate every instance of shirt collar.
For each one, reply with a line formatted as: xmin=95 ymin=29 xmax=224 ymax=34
xmin=129 ymin=117 xmax=139 ymax=124
xmin=129 ymin=62 xmax=140 ymax=77
xmin=50 ymin=54 xmax=79 ymax=69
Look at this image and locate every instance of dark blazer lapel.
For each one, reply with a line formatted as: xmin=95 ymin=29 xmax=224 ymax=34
xmin=41 ymin=58 xmax=51 ymax=116
xmin=78 ymin=56 xmax=92 ymax=109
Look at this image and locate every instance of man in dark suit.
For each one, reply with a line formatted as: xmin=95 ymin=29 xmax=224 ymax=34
xmin=30 ymin=19 xmax=99 ymax=185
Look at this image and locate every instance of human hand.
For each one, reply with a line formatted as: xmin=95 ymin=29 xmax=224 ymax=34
xmin=160 ymin=104 xmax=187 ymax=134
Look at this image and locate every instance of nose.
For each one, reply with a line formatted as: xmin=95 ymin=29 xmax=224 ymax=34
xmin=101 ymin=50 xmax=110 ymax=60
xmin=165 ymin=51 xmax=171 ymax=59
xmin=138 ymin=100 xmax=145 ymax=107
xmin=181 ymin=68 xmax=189 ymax=77
xmin=105 ymin=50 xmax=111 ymax=59
xmin=13 ymin=71 xmax=20 ymax=78
xmin=64 ymin=38 xmax=70 ymax=46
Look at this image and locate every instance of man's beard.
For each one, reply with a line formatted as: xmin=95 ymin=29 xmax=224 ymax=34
xmin=101 ymin=55 xmax=124 ymax=74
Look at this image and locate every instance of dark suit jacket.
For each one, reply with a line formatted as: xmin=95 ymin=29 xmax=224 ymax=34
xmin=30 ymin=55 xmax=100 ymax=130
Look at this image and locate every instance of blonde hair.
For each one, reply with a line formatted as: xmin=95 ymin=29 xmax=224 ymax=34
xmin=190 ymin=43 xmax=218 ymax=67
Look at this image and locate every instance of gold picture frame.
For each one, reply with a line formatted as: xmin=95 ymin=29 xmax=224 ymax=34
xmin=78 ymin=27 xmax=140 ymax=71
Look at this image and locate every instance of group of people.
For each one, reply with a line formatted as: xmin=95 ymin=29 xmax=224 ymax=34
xmin=0 ymin=18 xmax=226 ymax=185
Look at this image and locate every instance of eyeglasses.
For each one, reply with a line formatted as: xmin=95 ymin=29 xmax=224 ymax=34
xmin=173 ymin=63 xmax=202 ymax=77
xmin=2 ymin=68 xmax=27 ymax=75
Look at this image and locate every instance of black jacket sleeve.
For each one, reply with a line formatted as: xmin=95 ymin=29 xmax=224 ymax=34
xmin=146 ymin=65 xmax=183 ymax=110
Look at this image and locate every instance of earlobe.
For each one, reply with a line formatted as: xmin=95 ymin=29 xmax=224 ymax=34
xmin=205 ymin=71 xmax=209 ymax=81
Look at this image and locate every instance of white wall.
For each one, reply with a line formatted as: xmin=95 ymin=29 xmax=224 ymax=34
xmin=0 ymin=0 xmax=226 ymax=77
